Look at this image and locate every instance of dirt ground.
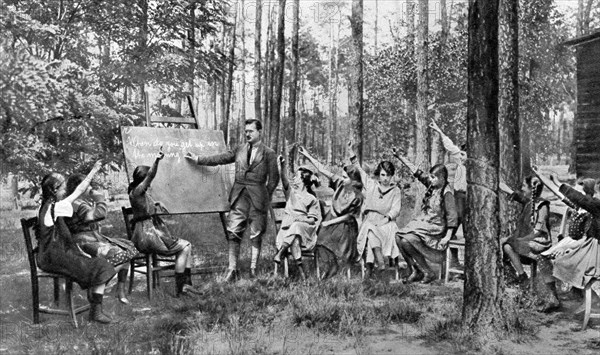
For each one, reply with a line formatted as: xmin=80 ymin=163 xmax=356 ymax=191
xmin=1 ymin=167 xmax=598 ymax=354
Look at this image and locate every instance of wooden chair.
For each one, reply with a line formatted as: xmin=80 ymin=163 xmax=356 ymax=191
xmin=443 ymin=239 xmax=465 ymax=283
xmin=271 ymin=201 xmax=321 ymax=279
xmin=582 ymin=278 xmax=600 ymax=330
xmin=21 ymin=217 xmax=90 ymax=328
xmin=122 ymin=207 xmax=176 ymax=300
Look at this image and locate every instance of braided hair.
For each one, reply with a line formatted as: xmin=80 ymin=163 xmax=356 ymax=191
xmin=422 ymin=164 xmax=449 ymax=215
xmin=526 ymin=176 xmax=544 ymax=227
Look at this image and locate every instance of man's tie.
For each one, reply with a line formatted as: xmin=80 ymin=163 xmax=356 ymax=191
xmin=247 ymin=144 xmax=252 ymax=165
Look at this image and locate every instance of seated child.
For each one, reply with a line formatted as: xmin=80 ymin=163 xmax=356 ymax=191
xmin=273 ymin=157 xmax=322 ymax=280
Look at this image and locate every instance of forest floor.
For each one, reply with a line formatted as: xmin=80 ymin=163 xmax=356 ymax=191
xmin=0 ymin=165 xmax=598 ymax=354
xmin=0 ymin=211 xmax=598 ymax=354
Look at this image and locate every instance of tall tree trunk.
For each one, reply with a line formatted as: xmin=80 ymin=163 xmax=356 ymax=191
xmin=254 ymin=0 xmax=262 ymax=124
xmin=269 ymin=0 xmax=286 ymax=153
xmin=498 ymin=0 xmax=521 ymax=242
xmin=414 ymin=0 xmax=430 ymax=212
xmin=406 ymin=1 xmax=416 ymax=162
xmin=288 ymin=0 xmax=300 ymax=146
xmin=463 ymin=0 xmax=510 ymax=337
xmin=263 ymin=4 xmax=275 ymax=143
xmin=349 ymin=0 xmax=364 ymax=164
xmin=333 ymin=20 xmax=341 ymax=159
xmin=182 ymin=1 xmax=196 ymax=117
xmin=374 ymin=0 xmax=379 ymax=55
xmin=139 ymin=0 xmax=149 ymax=104
xmin=441 ymin=0 xmax=449 ymax=46
xmin=224 ymin=2 xmax=239 ymax=144
xmin=239 ymin=0 xmax=247 ymax=142
xmin=213 ymin=83 xmax=218 ymax=130
xmin=326 ymin=21 xmax=334 ymax=163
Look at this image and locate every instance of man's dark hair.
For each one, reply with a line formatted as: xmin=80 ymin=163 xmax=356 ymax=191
xmin=245 ymin=119 xmax=262 ymax=131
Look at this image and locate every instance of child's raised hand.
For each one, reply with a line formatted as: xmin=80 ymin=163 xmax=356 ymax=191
xmin=298 ymin=146 xmax=308 ymax=156
xmin=428 ymin=120 xmax=441 ymax=132
xmin=278 ymin=155 xmax=286 ymax=167
xmin=92 ymin=160 xmax=103 ymax=172
xmin=184 ymin=151 xmax=196 ymax=161
xmin=157 ymin=147 xmax=164 ymax=160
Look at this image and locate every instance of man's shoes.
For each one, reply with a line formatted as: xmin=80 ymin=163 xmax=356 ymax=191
xmin=223 ymin=269 xmax=239 ymax=283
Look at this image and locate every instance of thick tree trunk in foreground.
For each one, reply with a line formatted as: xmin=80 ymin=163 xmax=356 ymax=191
xmin=498 ymin=0 xmax=521 ymax=241
xmin=463 ymin=0 xmax=509 ymax=337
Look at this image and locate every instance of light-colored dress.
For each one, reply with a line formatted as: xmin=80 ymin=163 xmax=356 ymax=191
xmin=276 ymin=188 xmax=322 ymax=251
xmin=355 ymin=166 xmax=402 ymax=263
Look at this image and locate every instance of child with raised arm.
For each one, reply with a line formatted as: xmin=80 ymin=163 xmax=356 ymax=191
xmin=273 ymin=156 xmax=322 ymax=280
xmin=348 ymin=142 xmax=402 ymax=278
xmin=393 ymin=148 xmax=457 ymax=284
xmin=65 ymin=174 xmax=138 ymax=305
xmin=128 ymin=148 xmax=198 ymax=297
xmin=37 ymin=161 xmax=116 ymax=323
xmin=429 ymin=120 xmax=466 ymax=267
xmin=499 ymin=174 xmax=560 ymax=312
xmin=298 ymin=146 xmax=364 ymax=279
xmin=536 ymin=172 xmax=600 ymax=302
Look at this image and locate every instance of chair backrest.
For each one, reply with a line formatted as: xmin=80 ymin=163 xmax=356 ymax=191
xmin=270 ymin=200 xmax=287 ymax=232
xmin=21 ymin=217 xmax=39 ymax=274
xmin=122 ymin=207 xmax=134 ymax=241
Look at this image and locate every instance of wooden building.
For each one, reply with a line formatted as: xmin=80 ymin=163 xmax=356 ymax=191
xmin=564 ymin=31 xmax=600 ymax=178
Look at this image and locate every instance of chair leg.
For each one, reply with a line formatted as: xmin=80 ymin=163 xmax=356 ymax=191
xmin=153 ymin=254 xmax=161 ymax=288
xmin=53 ymin=277 xmax=60 ymax=307
xmin=582 ymin=282 xmax=592 ymax=331
xmin=530 ymin=262 xmax=538 ymax=294
xmin=347 ymin=267 xmax=351 ymax=280
xmin=32 ymin=275 xmax=40 ymax=324
xmin=128 ymin=261 xmax=135 ymax=294
xmin=314 ymin=252 xmax=320 ymax=281
xmin=444 ymin=247 xmax=451 ymax=283
xmin=146 ymin=254 xmax=153 ymax=300
xmin=284 ymin=257 xmax=289 ymax=278
xmin=360 ymin=259 xmax=365 ymax=279
xmin=65 ymin=281 xmax=78 ymax=329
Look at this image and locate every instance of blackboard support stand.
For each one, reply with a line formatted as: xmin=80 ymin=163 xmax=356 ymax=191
xmin=141 ymin=92 xmax=230 ymax=276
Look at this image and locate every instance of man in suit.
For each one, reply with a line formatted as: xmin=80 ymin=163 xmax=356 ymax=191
xmin=185 ymin=119 xmax=279 ymax=281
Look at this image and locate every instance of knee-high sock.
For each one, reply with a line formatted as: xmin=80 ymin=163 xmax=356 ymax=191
xmin=250 ymin=238 xmax=261 ymax=270
xmin=290 ymin=237 xmax=302 ymax=260
xmin=228 ymin=239 xmax=241 ymax=270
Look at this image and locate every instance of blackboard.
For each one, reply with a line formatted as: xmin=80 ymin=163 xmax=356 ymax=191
xmin=120 ymin=126 xmax=234 ymax=214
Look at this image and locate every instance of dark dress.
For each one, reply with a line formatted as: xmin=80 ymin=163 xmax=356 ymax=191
xmin=37 ymin=200 xmax=116 ymax=290
xmin=129 ymin=164 xmax=189 ymax=255
xmin=316 ymin=177 xmax=363 ymax=264
xmin=66 ymin=197 xmax=138 ymax=266
xmin=505 ymin=192 xmax=552 ymax=258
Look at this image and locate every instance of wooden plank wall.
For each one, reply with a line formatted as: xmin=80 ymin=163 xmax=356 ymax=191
xmin=574 ymin=39 xmax=600 ymax=179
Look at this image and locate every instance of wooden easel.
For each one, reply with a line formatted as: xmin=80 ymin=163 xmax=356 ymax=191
xmin=143 ymin=92 xmax=230 ymax=275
